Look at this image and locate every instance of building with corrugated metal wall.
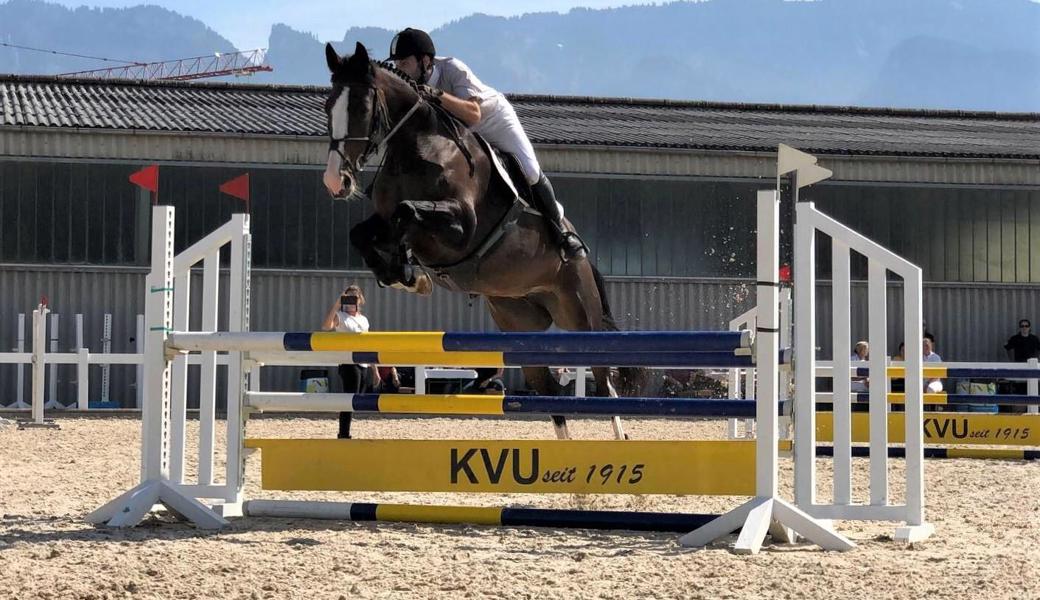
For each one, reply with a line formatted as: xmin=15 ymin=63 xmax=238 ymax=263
xmin=2 ymin=75 xmax=1039 ymax=406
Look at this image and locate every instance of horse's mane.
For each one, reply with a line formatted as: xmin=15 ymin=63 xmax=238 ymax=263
xmin=372 ymin=60 xmax=423 ymax=92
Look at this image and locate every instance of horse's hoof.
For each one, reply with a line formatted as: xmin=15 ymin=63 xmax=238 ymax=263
xmin=392 ymin=273 xmax=434 ymax=295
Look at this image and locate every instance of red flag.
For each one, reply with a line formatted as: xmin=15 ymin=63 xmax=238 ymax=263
xmin=219 ymin=173 xmax=250 ymax=204
xmin=129 ymin=165 xmax=159 ymax=193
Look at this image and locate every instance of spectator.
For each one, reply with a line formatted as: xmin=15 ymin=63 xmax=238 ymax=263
xmin=923 ymin=337 xmax=943 ymax=393
xmin=850 ymin=341 xmax=869 ymax=393
xmin=1004 ymin=319 xmax=1040 ymax=362
xmin=373 ymin=366 xmax=401 ymax=393
xmin=321 ymin=284 xmax=376 ymax=439
xmin=891 ymin=342 xmax=906 ymax=393
xmin=1003 ymin=318 xmax=1040 ymax=395
xmin=462 ymin=368 xmax=506 ymax=394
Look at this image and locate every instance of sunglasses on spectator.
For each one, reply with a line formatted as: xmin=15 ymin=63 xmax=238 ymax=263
xmin=1020 ymin=323 xmax=1031 ymax=328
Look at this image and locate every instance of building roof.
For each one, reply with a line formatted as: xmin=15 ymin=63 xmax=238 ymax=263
xmin=2 ymin=74 xmax=1039 ymax=160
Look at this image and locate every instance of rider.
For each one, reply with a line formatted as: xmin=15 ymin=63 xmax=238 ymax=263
xmin=388 ymin=27 xmax=587 ymax=261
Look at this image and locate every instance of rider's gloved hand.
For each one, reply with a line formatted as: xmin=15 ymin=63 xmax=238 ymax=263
xmin=417 ymin=84 xmax=443 ymax=103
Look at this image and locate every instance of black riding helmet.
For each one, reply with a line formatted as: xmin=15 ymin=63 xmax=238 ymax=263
xmin=389 ymin=28 xmax=435 ymax=60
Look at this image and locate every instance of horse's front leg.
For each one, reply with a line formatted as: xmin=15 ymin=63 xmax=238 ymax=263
xmin=349 ymin=213 xmax=430 ymax=293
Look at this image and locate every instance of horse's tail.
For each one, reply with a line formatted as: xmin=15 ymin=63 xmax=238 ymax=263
xmin=590 ymin=262 xmax=649 ymax=396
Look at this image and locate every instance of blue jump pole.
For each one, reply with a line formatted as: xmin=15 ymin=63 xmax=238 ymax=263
xmin=307 ymin=394 xmax=787 ymax=418
xmin=247 ymin=500 xmax=732 ymax=534
xmin=275 ymin=330 xmax=752 ymax=354
xmin=441 ymin=331 xmax=751 ymax=353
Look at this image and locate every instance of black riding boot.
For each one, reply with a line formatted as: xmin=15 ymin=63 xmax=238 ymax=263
xmin=530 ymin=174 xmax=587 ymax=261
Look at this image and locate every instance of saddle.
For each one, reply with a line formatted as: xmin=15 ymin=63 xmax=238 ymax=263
xmin=477 ymin=135 xmax=567 ymax=222
xmin=473 ymin=133 xmax=535 ymax=204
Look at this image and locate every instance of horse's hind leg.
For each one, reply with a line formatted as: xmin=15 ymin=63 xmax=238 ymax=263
xmin=545 ymin=261 xmax=628 ymax=440
xmin=484 ymin=296 xmax=571 ymax=439
xmin=591 ymin=367 xmax=628 ymax=440
xmin=522 ymin=366 xmax=570 ymax=440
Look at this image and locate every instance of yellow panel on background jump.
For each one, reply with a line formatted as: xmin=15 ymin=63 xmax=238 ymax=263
xmin=244 ymin=439 xmax=756 ymax=496
xmin=883 ymin=367 xmax=948 ymax=378
xmin=817 ymin=412 xmax=1040 ymax=446
xmin=309 ymin=331 xmax=445 ymax=352
xmin=885 ymin=393 xmax=949 ymax=404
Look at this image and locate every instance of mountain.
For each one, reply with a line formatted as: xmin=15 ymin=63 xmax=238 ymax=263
xmin=857 ymin=36 xmax=1040 ymax=111
xmin=262 ymin=0 xmax=1040 ymax=111
xmin=263 ymin=24 xmax=395 ymax=86
xmin=2 ymin=0 xmax=1038 ymax=111
xmin=0 ymin=0 xmax=236 ymax=75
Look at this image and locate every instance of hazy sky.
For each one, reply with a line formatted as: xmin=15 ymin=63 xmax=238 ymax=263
xmin=49 ymin=1 xmax=656 ymax=51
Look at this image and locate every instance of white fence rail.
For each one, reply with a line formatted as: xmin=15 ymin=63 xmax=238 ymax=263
xmin=1 ymin=310 xmax=145 ymax=421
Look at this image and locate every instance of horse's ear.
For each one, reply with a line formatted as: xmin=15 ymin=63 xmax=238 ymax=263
xmin=325 ymin=43 xmax=341 ymax=73
xmin=354 ymin=41 xmax=369 ymax=62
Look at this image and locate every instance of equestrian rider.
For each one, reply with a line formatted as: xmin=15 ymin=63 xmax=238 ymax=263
xmin=388 ymin=27 xmax=587 ymax=261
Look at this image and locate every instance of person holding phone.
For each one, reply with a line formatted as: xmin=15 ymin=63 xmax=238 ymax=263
xmin=322 ymin=284 xmax=374 ymax=438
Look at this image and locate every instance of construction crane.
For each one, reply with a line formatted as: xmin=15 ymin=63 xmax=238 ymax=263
xmin=57 ymin=48 xmax=272 ymax=81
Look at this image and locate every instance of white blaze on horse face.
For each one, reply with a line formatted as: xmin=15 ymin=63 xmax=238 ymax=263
xmin=323 ymin=89 xmax=349 ymax=196
xmin=330 ymin=88 xmax=349 ymax=140
xmin=324 ymin=151 xmax=343 ymax=196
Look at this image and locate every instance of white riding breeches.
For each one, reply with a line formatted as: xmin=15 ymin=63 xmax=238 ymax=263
xmin=473 ymin=95 xmax=542 ymax=185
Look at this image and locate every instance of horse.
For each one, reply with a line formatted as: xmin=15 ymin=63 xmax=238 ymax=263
xmin=322 ymin=42 xmax=646 ymax=439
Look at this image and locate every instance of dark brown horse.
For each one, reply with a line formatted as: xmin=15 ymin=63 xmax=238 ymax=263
xmin=322 ymin=42 xmax=645 ymax=438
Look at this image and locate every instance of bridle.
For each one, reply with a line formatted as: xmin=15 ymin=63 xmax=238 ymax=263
xmin=327 ymin=85 xmax=423 ymax=179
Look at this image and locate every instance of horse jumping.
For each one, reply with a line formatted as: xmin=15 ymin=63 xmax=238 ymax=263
xmin=321 ymin=42 xmax=645 ymax=437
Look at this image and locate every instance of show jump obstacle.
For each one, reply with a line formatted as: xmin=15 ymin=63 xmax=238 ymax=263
xmin=88 ymin=146 xmax=934 ymax=553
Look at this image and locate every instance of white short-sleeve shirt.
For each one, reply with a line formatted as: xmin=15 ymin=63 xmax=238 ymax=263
xmin=335 ymin=311 xmax=370 ymax=367
xmin=425 ymin=56 xmax=544 ymax=183
xmin=924 ymin=351 xmax=943 ymax=392
xmin=427 ymin=57 xmax=500 ymax=103
xmin=334 ymin=312 xmax=369 ymax=333
xmin=849 ymin=353 xmax=869 ymax=391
